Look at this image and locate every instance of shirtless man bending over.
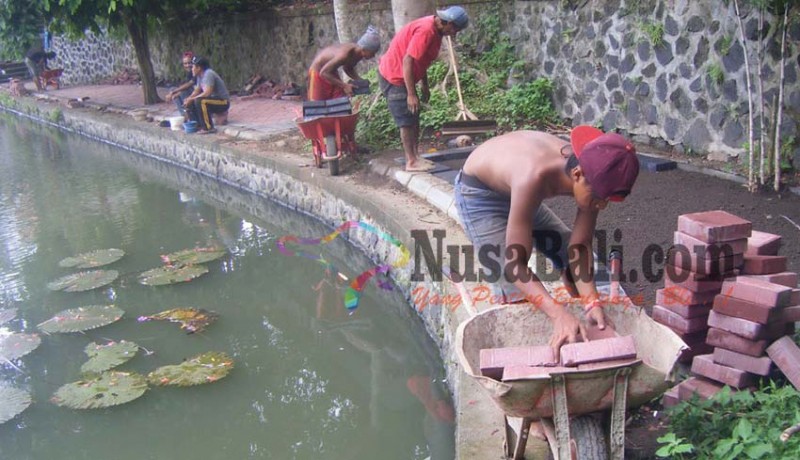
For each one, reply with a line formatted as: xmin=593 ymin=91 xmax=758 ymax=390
xmin=307 ymin=26 xmax=380 ymax=101
xmin=454 ymin=127 xmax=640 ymax=350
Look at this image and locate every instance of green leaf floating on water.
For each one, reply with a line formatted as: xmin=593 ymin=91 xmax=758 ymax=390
xmin=0 ymin=386 xmax=32 ymax=425
xmin=38 ymin=305 xmax=125 ymax=334
xmin=81 ymin=340 xmax=139 ymax=374
xmin=51 ymin=371 xmax=148 ymax=409
xmin=0 ymin=308 xmax=17 ymax=326
xmin=138 ymin=265 xmax=209 ymax=286
xmin=47 ymin=270 xmax=119 ymax=292
xmin=58 ymin=248 xmax=125 ymax=269
xmin=161 ymin=247 xmax=226 ymax=266
xmin=147 ymin=351 xmax=234 ymax=387
xmin=0 ymin=333 xmax=41 ymax=360
xmin=138 ymin=308 xmax=219 ymax=334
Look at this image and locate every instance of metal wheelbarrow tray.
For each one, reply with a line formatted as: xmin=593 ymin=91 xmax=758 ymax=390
xmin=295 ymin=110 xmax=359 ymax=176
xmin=455 ymin=303 xmax=686 ymax=459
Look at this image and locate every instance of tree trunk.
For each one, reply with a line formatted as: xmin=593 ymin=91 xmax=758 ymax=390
xmin=333 ymin=0 xmax=355 ymax=43
xmin=757 ymin=7 xmax=765 ymax=185
xmin=774 ymin=2 xmax=789 ymax=192
xmin=122 ymin=11 xmax=161 ymax=105
xmin=391 ymin=0 xmax=434 ymax=33
xmin=733 ymin=0 xmax=755 ymax=192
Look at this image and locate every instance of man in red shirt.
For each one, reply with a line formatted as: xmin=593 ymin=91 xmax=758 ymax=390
xmin=378 ymin=6 xmax=469 ymax=171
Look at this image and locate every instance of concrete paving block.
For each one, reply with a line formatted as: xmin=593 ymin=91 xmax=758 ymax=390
xmin=657 ymin=286 xmax=718 ymax=307
xmin=691 ymin=354 xmax=755 ymax=389
xmin=667 ymin=248 xmax=743 ymax=276
xmin=652 ymin=305 xmax=710 ymax=333
xmin=738 ymin=271 xmax=799 ymax=288
xmin=480 ymin=345 xmax=557 ymax=380
xmin=712 ymin=294 xmax=780 ymax=324
xmin=712 ymin=347 xmax=772 ymax=376
xmin=742 ymin=255 xmax=788 ymax=275
xmin=407 ymin=174 xmax=435 ymax=198
xmin=706 ymin=328 xmax=769 ymax=357
xmin=560 ymin=335 xmax=636 ymax=366
xmin=745 ymin=230 xmax=782 ymax=256
xmin=707 ymin=310 xmax=785 ymax=340
xmin=721 ymin=278 xmax=793 ymax=307
xmin=677 ymin=210 xmax=752 ymax=243
xmin=766 ymin=336 xmax=800 ymax=391
xmin=674 ymin=231 xmax=747 ymax=258
xmin=426 ymin=185 xmax=455 ymax=214
xmin=678 ymin=376 xmax=726 ymax=401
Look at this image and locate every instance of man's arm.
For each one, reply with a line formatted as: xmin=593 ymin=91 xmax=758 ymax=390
xmin=402 ymin=54 xmax=420 ymax=114
xmin=321 ymin=52 xmax=355 ymax=96
xmin=419 ymin=72 xmax=430 ymax=103
xmin=167 ymin=79 xmax=195 ymax=101
xmin=568 ymin=207 xmax=607 ymax=327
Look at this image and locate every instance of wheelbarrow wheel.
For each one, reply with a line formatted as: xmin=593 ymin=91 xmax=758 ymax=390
xmin=569 ymin=415 xmax=608 ymax=460
xmin=325 ymin=135 xmax=340 ymax=176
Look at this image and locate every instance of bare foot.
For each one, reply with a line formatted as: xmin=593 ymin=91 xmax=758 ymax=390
xmin=406 ymin=158 xmax=436 ymax=172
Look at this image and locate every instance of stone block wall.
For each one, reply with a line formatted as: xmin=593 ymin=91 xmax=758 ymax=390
xmin=48 ymin=0 xmax=800 ymax=163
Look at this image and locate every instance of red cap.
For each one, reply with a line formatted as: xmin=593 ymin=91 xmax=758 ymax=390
xmin=570 ymin=126 xmax=639 ymax=202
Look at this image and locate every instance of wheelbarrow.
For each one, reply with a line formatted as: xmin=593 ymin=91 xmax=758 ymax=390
xmin=296 ymin=98 xmax=359 ymax=176
xmin=39 ymin=68 xmax=63 ymax=90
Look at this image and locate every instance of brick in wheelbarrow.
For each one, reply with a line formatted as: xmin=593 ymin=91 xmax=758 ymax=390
xmin=720 ymin=278 xmax=794 ymax=308
xmin=677 ymin=377 xmax=727 ymax=401
xmin=712 ymin=294 xmax=782 ymax=324
xmin=738 ymin=271 xmax=798 ymax=288
xmin=766 ymin=336 xmax=800 ymax=391
xmin=741 ymin=255 xmax=788 ymax=275
xmin=559 ymin=335 xmax=636 ymax=367
xmin=673 ymin=231 xmax=748 ymax=259
xmin=501 ymin=365 xmax=575 ymax=381
xmin=578 ymin=323 xmax=618 ymax=341
xmin=706 ymin=328 xmax=770 ymax=357
xmin=667 ymin=247 xmax=743 ymax=276
xmin=712 ymin=348 xmax=773 ymax=376
xmin=707 ymin=310 xmax=787 ymax=341
xmin=652 ymin=305 xmax=709 ymax=334
xmin=479 ymin=346 xmax=558 ymax=380
xmin=691 ymin=354 xmax=756 ymax=389
xmin=677 ymin=211 xmax=752 ymax=243
xmin=745 ymin=230 xmax=782 ymax=256
xmin=656 ymin=286 xmax=718 ymax=308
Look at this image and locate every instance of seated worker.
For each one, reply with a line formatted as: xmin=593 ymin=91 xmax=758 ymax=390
xmin=165 ymin=51 xmax=195 ymax=119
xmin=183 ymin=56 xmax=230 ymax=134
xmin=453 ymin=127 xmax=640 ymax=351
xmin=24 ymin=46 xmax=56 ymax=91
xmin=307 ymin=25 xmax=380 ymax=101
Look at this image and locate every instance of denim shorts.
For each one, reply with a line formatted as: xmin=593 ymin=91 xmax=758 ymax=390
xmin=454 ymin=170 xmax=572 ymax=303
xmin=378 ymin=72 xmax=418 ymax=128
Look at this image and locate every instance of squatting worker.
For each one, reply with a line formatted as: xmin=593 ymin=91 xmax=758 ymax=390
xmin=183 ymin=56 xmax=230 ymax=134
xmin=165 ymin=51 xmax=196 ymax=119
xmin=308 ymin=26 xmax=381 ymax=101
xmin=378 ymin=6 xmax=468 ymax=172
xmin=454 ymin=127 xmax=640 ymax=351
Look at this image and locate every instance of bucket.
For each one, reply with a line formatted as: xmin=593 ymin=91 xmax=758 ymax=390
xmin=183 ymin=121 xmax=198 ymax=134
xmin=168 ymin=116 xmax=184 ymax=131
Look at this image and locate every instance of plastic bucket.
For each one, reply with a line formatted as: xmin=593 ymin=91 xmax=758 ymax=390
xmin=168 ymin=116 xmax=184 ymax=131
xmin=183 ymin=121 xmax=198 ymax=134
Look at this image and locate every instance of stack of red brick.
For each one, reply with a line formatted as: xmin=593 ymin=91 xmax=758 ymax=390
xmin=661 ymin=221 xmax=800 ymax=406
xmin=479 ymin=326 xmax=639 ymax=381
xmin=653 ymin=210 xmax=751 ymax=363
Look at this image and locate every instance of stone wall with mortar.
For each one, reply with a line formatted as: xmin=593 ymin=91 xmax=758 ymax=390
xmin=49 ymin=0 xmax=800 ymax=163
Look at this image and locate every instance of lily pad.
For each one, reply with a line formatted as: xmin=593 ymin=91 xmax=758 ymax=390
xmin=147 ymin=351 xmax=234 ymax=387
xmin=58 ymin=248 xmax=125 ymax=269
xmin=38 ymin=305 xmax=125 ymax=334
xmin=0 ymin=386 xmax=32 ymax=424
xmin=0 ymin=308 xmax=17 ymax=326
xmin=47 ymin=270 xmax=119 ymax=292
xmin=51 ymin=371 xmax=148 ymax=409
xmin=0 ymin=333 xmax=41 ymax=361
xmin=81 ymin=340 xmax=139 ymax=374
xmin=138 ymin=308 xmax=219 ymax=334
xmin=161 ymin=247 xmax=226 ymax=266
xmin=138 ymin=265 xmax=209 ymax=286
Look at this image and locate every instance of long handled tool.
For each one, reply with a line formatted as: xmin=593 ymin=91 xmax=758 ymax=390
xmin=440 ymin=36 xmax=497 ymax=136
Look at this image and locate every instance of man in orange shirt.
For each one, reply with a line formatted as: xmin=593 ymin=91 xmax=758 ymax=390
xmin=378 ymin=6 xmax=468 ymax=171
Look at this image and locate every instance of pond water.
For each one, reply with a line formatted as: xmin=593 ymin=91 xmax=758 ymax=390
xmin=0 ymin=115 xmax=454 ymax=460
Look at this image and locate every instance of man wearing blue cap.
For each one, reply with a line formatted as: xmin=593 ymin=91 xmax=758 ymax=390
xmin=378 ymin=6 xmax=468 ymax=171
xmin=307 ymin=26 xmax=381 ymax=101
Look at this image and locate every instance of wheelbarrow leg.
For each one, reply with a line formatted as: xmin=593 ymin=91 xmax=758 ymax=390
xmin=609 ymin=367 xmax=631 ymax=459
xmin=504 ymin=416 xmax=532 ymax=459
xmin=549 ymin=375 xmax=573 ymax=459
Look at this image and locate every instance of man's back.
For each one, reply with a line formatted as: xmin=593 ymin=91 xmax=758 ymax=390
xmin=309 ymin=43 xmax=359 ymax=73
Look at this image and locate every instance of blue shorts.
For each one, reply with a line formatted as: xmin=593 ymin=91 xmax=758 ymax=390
xmin=454 ymin=170 xmax=572 ymax=303
xmin=378 ymin=72 xmax=418 ymax=128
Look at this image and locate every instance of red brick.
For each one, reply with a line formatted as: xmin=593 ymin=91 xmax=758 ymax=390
xmin=742 ymin=255 xmax=788 ymax=275
xmin=707 ymin=310 xmax=785 ymax=340
xmin=678 ymin=341 xmax=715 ymax=363
xmin=712 ymin=348 xmax=773 ymax=376
xmin=501 ymin=365 xmax=574 ymax=381
xmin=559 ymin=335 xmax=637 ymax=367
xmin=577 ymin=357 xmax=639 ymax=371
xmin=745 ymin=230 xmax=782 ymax=256
xmin=667 ymin=248 xmax=743 ymax=276
xmin=658 ymin=301 xmax=712 ymax=319
xmin=706 ymin=328 xmax=769 ymax=357
xmin=677 ymin=211 xmax=752 ymax=243
xmin=653 ymin=305 xmax=710 ymax=334
xmin=792 ymin=289 xmax=800 ymax=305
xmin=720 ymin=278 xmax=793 ymax=308
xmin=662 ymin=386 xmax=680 ymax=408
xmin=782 ymin=305 xmax=800 ymax=323
xmin=691 ymin=354 xmax=756 ymax=388
xmin=657 ymin=286 xmax=719 ymax=307
xmin=766 ymin=336 xmax=800 ymax=391
xmin=739 ymin=272 xmax=798 ymax=288
xmin=678 ymin=377 xmax=725 ymax=401
xmin=674 ymin=231 xmax=748 ymax=258
xmin=713 ymin=294 xmax=781 ymax=324
xmin=480 ymin=346 xmax=558 ymax=379
xmin=579 ymin=323 xmax=618 ymax=341
xmin=664 ymin=275 xmax=726 ymax=294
